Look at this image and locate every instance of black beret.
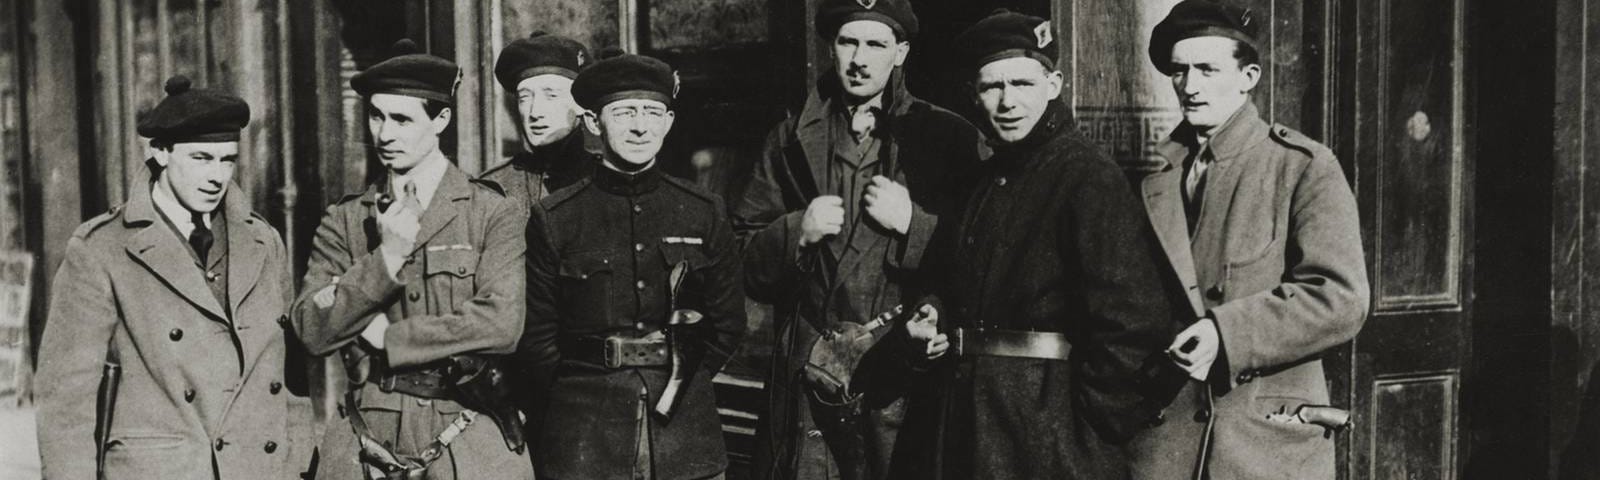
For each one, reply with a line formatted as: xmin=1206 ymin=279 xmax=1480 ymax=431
xmin=955 ymin=9 xmax=1058 ymax=72
xmin=136 ymin=75 xmax=250 ymax=143
xmin=571 ymin=50 xmax=677 ymax=110
xmin=494 ymin=32 xmax=589 ymax=92
xmin=1149 ymin=0 xmax=1260 ymax=73
xmin=351 ymin=39 xmax=462 ymax=103
xmin=816 ymin=0 xmax=918 ymax=39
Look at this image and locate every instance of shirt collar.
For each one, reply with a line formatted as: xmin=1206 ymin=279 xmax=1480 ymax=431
xmin=390 ymin=153 xmax=450 ymax=211
xmin=150 ymin=183 xmax=211 ymax=237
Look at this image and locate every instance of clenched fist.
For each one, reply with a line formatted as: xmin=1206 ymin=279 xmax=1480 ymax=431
xmin=864 ymin=175 xmax=912 ymax=234
xmin=800 ymin=195 xmax=845 ymax=247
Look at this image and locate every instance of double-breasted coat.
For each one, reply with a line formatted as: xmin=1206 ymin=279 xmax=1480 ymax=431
xmin=36 ymin=179 xmax=316 ymax=480
xmin=1126 ymin=101 xmax=1370 ymax=479
xmin=734 ymin=71 xmax=984 ymax=480
xmin=291 ymin=164 xmax=531 ymax=479
xmin=901 ymin=101 xmax=1186 ymax=480
xmin=522 ymin=165 xmax=747 ymax=480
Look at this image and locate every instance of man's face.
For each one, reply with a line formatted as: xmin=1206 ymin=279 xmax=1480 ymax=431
xmin=367 ymin=93 xmax=451 ymax=171
xmin=588 ymin=98 xmax=674 ymax=166
xmin=1167 ymin=36 xmax=1260 ymax=130
xmin=516 ymin=74 xmax=580 ymax=148
xmin=974 ymin=57 xmax=1063 ymax=143
xmin=831 ymin=20 xmax=909 ymax=102
xmin=154 ymin=141 xmax=239 ymax=214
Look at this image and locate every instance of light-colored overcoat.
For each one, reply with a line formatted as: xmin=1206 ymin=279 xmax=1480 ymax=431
xmin=1129 ymin=101 xmax=1370 ymax=479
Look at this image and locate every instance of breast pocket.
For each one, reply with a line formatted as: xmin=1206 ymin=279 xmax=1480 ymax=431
xmin=424 ymin=248 xmax=478 ymax=313
xmin=557 ymin=250 xmax=617 ymax=324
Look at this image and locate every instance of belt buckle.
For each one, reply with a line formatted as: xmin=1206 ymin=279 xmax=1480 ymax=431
xmin=950 ymin=328 xmax=966 ymax=357
xmin=378 ymin=373 xmax=398 ymax=392
xmin=603 ymin=336 xmax=624 ymax=369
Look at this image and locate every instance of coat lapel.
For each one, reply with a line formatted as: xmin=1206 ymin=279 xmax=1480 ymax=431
xmin=410 ymin=166 xmax=471 ymax=253
xmin=223 ymin=191 xmax=268 ymax=316
xmin=122 ymin=186 xmax=229 ymax=321
xmin=1141 ymin=168 xmax=1206 ymax=317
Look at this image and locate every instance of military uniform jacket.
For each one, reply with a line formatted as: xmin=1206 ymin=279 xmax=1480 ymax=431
xmin=904 ymin=101 xmax=1184 ymax=480
xmin=290 ymin=164 xmax=528 ymax=478
xmin=1128 ymin=101 xmax=1369 ymax=479
xmin=524 ymin=165 xmax=747 ymax=480
xmin=733 ymin=72 xmax=984 ymax=480
xmin=36 ymin=181 xmax=314 ymax=480
xmin=479 ymin=131 xmax=597 ymax=213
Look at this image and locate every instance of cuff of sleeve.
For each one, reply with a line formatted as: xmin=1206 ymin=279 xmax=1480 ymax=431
xmin=1208 ymin=305 xmax=1247 ymax=391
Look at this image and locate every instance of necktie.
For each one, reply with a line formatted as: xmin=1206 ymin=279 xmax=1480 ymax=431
xmin=1183 ymin=147 xmax=1213 ymax=234
xmin=189 ymin=211 xmax=213 ymax=265
xmin=402 ymin=179 xmax=423 ymax=214
xmin=850 ymin=105 xmax=877 ymax=142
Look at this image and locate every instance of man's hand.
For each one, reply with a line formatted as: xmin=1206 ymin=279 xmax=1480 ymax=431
xmin=901 ymin=304 xmax=948 ymax=361
xmin=863 ymin=176 xmax=912 ymax=234
xmin=376 ymin=204 xmax=420 ymax=277
xmin=361 ymin=313 xmax=392 ymax=350
xmin=1168 ymin=318 xmax=1220 ymax=381
xmin=800 ymin=195 xmax=845 ymax=247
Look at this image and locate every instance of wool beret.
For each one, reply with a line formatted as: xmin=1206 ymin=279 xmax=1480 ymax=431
xmin=351 ymin=39 xmax=462 ymax=103
xmin=815 ymin=0 xmax=919 ymax=39
xmin=136 ymin=75 xmax=251 ymax=143
xmin=494 ymin=31 xmax=589 ymax=92
xmin=1149 ymin=0 xmax=1260 ymax=73
xmin=571 ymin=50 xmax=677 ymax=110
xmin=955 ymin=9 xmax=1059 ymax=72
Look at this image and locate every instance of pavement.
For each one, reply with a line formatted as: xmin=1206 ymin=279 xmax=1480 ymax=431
xmin=0 ymin=406 xmax=39 ymax=480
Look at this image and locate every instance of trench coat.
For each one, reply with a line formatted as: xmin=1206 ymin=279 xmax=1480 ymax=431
xmin=291 ymin=164 xmax=531 ymax=480
xmin=1126 ymin=101 xmax=1370 ymax=479
xmin=735 ymin=70 xmax=984 ymax=480
xmin=522 ymin=165 xmax=747 ymax=480
xmin=901 ymin=101 xmax=1186 ymax=480
xmin=35 ymin=180 xmax=315 ymax=480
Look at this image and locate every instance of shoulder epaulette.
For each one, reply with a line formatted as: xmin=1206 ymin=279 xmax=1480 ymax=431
xmin=660 ymin=174 xmax=719 ymax=205
xmin=541 ymin=178 xmax=592 ymax=210
xmin=480 ymin=159 xmax=516 ymax=179
xmin=1269 ymin=123 xmax=1324 ymax=158
xmin=72 ymin=204 xmax=123 ymax=239
xmin=335 ymin=190 xmax=366 ymax=205
xmin=469 ymin=177 xmax=507 ymax=196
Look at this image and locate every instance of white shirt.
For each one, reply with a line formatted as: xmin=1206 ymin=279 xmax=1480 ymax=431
xmin=151 ymin=184 xmax=213 ymax=238
xmin=389 ymin=152 xmax=450 ymax=212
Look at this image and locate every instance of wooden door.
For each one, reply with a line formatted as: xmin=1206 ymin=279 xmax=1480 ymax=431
xmin=1340 ymin=0 xmax=1471 ymax=478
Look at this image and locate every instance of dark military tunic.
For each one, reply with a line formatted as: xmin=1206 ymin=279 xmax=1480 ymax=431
xmin=904 ymin=101 xmax=1183 ymax=480
xmin=479 ymin=132 xmax=596 ymax=212
xmin=524 ymin=164 xmax=747 ymax=480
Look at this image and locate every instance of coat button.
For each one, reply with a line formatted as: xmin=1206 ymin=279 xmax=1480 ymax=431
xmin=996 ymin=177 xmax=1008 ymax=186
xmin=214 ymin=438 xmax=227 ymax=451
xmin=184 ymin=389 xmax=196 ymax=403
xmin=457 ymin=266 xmax=467 ymax=275
xmin=270 ymin=381 xmax=283 ymax=394
xmin=409 ymin=291 xmax=420 ymax=302
xmin=206 ymin=271 xmax=219 ymax=282
xmin=635 ymin=280 xmax=646 ymax=290
xmin=264 ymin=441 xmax=277 ymax=454
xmin=1206 ymin=286 xmax=1224 ymax=301
xmin=1237 ymin=371 xmax=1254 ymax=384
xmin=1148 ymin=411 xmax=1166 ymax=427
xmin=635 ymin=243 xmax=645 ymax=252
xmin=1195 ymin=409 xmax=1212 ymax=422
xmin=169 ymin=328 xmax=183 ymax=341
xmin=277 ymin=315 xmax=289 ymax=327
xmin=633 ymin=205 xmax=642 ymax=214
xmin=635 ymin=322 xmax=647 ymax=331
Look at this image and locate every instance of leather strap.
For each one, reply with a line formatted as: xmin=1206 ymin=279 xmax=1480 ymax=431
xmin=950 ymin=328 xmax=1073 ymax=361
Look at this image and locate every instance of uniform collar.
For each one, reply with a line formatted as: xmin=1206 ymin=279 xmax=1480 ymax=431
xmin=594 ymin=160 xmax=662 ymax=196
xmin=125 ymin=165 xmax=250 ymax=230
xmin=989 ymin=100 xmax=1070 ymax=158
xmin=389 ymin=152 xmax=451 ymax=211
xmin=1157 ymin=100 xmax=1267 ymax=171
xmin=512 ymin=131 xmax=592 ymax=174
xmin=150 ymin=182 xmax=212 ymax=237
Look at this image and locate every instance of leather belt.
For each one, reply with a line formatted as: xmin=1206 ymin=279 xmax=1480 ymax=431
xmin=370 ymin=365 xmax=450 ymax=399
xmin=950 ymin=328 xmax=1073 ymax=361
xmin=560 ymin=335 xmax=669 ymax=369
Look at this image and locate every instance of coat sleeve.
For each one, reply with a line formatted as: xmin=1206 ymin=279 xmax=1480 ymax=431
xmin=887 ymin=113 xmax=986 ymax=272
xmin=35 ymin=235 xmax=117 ymax=480
xmin=1064 ymin=157 xmax=1184 ymax=443
xmin=290 ymin=204 xmax=399 ymax=356
xmin=696 ymin=197 xmax=749 ymax=373
xmin=1209 ymin=152 xmax=1370 ymax=389
xmin=735 ymin=120 xmax=808 ymax=304
xmin=382 ymin=200 xmax=528 ymax=367
xmin=516 ymin=205 xmax=562 ymax=416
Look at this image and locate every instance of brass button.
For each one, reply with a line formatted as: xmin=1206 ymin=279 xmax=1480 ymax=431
xmin=409 ymin=291 xmax=420 ymax=302
xmin=264 ymin=441 xmax=277 ymax=454
xmin=635 ymin=243 xmax=645 ymax=252
xmin=270 ymin=381 xmax=283 ymax=394
xmin=457 ymin=266 xmax=467 ymax=275
xmin=214 ymin=438 xmax=226 ymax=451
xmin=184 ymin=389 xmax=196 ymax=403
xmin=1148 ymin=411 xmax=1166 ymax=427
xmin=206 ymin=271 xmax=219 ymax=282
xmin=635 ymin=280 xmax=645 ymax=290
xmin=633 ymin=205 xmax=642 ymax=214
xmin=1194 ymin=409 xmax=1212 ymax=422
xmin=169 ymin=328 xmax=183 ymax=341
xmin=276 ymin=315 xmax=289 ymax=327
xmin=1206 ymin=286 xmax=1224 ymax=301
xmin=996 ymin=177 xmax=1008 ymax=186
xmin=635 ymin=322 xmax=647 ymax=331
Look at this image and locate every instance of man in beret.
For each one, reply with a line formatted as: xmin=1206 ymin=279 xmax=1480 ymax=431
xmin=290 ymin=39 xmax=533 ymax=479
xmin=521 ymin=51 xmax=747 ymax=480
xmin=482 ymin=31 xmax=597 ymax=211
xmin=887 ymin=10 xmax=1190 ymax=479
xmin=1127 ymin=1 xmax=1369 ymax=478
xmin=732 ymin=0 xmax=984 ymax=478
xmin=35 ymin=75 xmax=317 ymax=479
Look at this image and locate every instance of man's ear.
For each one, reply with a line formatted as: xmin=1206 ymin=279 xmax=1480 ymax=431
xmin=431 ymin=107 xmax=453 ymax=135
xmin=582 ymin=110 xmax=601 ymax=136
xmin=151 ymin=143 xmax=172 ymax=168
xmin=1046 ymin=69 xmax=1065 ymax=99
xmin=1240 ymin=63 xmax=1262 ymax=93
xmin=894 ymin=41 xmax=910 ymax=67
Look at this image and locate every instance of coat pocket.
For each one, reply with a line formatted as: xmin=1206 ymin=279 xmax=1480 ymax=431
xmin=104 ymin=431 xmax=198 ymax=478
xmin=424 ymin=249 xmax=478 ymax=312
xmin=557 ymin=250 xmax=616 ymax=323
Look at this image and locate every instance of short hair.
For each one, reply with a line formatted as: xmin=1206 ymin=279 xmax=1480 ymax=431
xmin=367 ymin=97 xmax=453 ymax=122
xmin=1232 ymin=39 xmax=1260 ymax=69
